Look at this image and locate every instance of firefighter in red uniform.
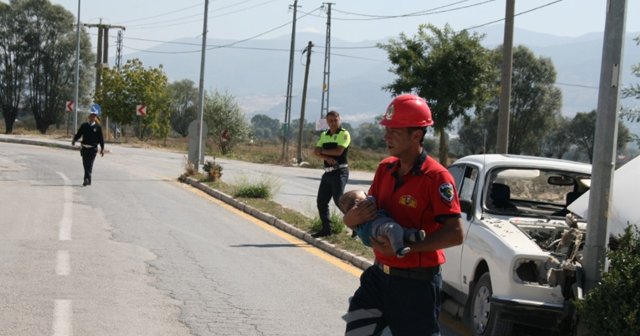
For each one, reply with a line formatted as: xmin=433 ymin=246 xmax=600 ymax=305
xmin=343 ymin=94 xmax=464 ymax=336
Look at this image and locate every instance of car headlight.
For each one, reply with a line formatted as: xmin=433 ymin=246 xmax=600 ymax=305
xmin=513 ymin=258 xmax=549 ymax=285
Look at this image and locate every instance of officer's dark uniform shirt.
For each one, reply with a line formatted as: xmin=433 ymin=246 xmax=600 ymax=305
xmin=73 ymin=122 xmax=104 ymax=150
xmin=316 ymin=127 xmax=350 ymax=168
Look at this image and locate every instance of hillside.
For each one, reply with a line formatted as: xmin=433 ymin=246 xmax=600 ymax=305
xmin=117 ymin=28 xmax=640 ymax=133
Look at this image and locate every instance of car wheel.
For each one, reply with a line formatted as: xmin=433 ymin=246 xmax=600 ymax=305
xmin=469 ymin=272 xmax=512 ymax=336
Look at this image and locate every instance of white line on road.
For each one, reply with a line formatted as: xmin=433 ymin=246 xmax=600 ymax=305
xmin=53 ymin=299 xmax=73 ymax=336
xmin=56 ymin=172 xmax=72 ymax=241
xmin=56 ymin=251 xmax=70 ymax=276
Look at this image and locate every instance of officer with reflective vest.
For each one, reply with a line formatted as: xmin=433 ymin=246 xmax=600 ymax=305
xmin=312 ymin=110 xmax=351 ymax=237
xmin=72 ymin=110 xmax=104 ymax=186
xmin=342 ymin=94 xmax=463 ymax=335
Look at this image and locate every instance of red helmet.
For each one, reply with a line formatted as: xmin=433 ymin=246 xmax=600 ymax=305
xmin=379 ymin=94 xmax=433 ymax=128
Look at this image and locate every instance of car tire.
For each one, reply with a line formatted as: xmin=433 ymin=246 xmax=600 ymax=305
xmin=469 ymin=272 xmax=512 ymax=336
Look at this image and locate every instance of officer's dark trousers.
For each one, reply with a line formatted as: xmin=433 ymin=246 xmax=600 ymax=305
xmin=80 ymin=147 xmax=98 ymax=182
xmin=344 ymin=266 xmax=442 ymax=336
xmin=316 ymin=168 xmax=349 ymax=232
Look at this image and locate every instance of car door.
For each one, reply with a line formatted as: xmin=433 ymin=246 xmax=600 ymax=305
xmin=442 ymin=163 xmax=479 ymax=293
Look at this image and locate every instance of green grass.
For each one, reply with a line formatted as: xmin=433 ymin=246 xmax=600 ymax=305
xmin=231 ymin=174 xmax=279 ymax=199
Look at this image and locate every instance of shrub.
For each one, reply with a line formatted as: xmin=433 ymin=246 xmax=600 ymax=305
xmin=179 ymin=157 xmax=197 ymax=181
xmin=203 ymin=159 xmax=223 ymax=182
xmin=575 ymin=225 xmax=640 ymax=336
xmin=232 ymin=175 xmax=279 ymax=199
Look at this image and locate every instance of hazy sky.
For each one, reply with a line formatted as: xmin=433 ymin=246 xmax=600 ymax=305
xmin=24 ymin=0 xmax=640 ymax=53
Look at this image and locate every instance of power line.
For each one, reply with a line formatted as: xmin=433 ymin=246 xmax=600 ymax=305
xmin=124 ymin=0 xmax=280 ymax=30
xmin=114 ymin=2 xmax=202 ymax=25
xmin=211 ymin=0 xmax=280 ymax=18
xmin=113 ymin=6 xmax=322 ymax=54
xmin=126 ymin=13 xmax=202 ymax=29
xmin=122 ymin=43 xmax=385 ymax=62
xmin=209 ymin=6 xmax=322 ymax=50
xmin=465 ymin=0 xmax=563 ymax=30
xmin=300 ymin=0 xmax=497 ymax=21
xmin=556 ymin=82 xmax=599 ymax=89
xmin=109 ymin=33 xmax=380 ymax=51
xmin=332 ymin=0 xmax=474 ymax=18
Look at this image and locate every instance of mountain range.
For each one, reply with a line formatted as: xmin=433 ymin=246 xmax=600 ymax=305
xmin=118 ymin=26 xmax=640 ymax=133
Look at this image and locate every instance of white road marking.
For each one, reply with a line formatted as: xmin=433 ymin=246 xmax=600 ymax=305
xmin=56 ymin=251 xmax=70 ymax=276
xmin=53 ymin=299 xmax=72 ymax=336
xmin=56 ymin=172 xmax=72 ymax=241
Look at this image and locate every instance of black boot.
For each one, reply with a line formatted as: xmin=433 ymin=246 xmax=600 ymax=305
xmin=312 ymin=229 xmax=331 ymax=238
xmin=312 ymin=223 xmax=332 ymax=238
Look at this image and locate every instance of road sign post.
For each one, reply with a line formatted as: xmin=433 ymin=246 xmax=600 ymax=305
xmin=136 ymin=105 xmax=146 ymax=139
xmin=136 ymin=104 xmax=146 ymax=117
xmin=66 ymin=101 xmax=74 ymax=113
xmin=66 ymin=101 xmax=74 ymax=135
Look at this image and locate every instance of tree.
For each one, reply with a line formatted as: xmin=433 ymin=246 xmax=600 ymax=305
xmin=0 ymin=2 xmax=27 ymax=134
xmin=290 ymin=117 xmax=316 ymax=147
xmin=203 ymin=90 xmax=248 ymax=155
xmin=567 ymin=110 xmax=630 ymax=163
xmin=467 ymin=45 xmax=563 ymax=155
xmin=457 ymin=116 xmax=488 ymax=155
xmin=251 ymin=114 xmax=280 ymax=142
xmin=575 ymin=226 xmax=640 ymax=336
xmin=168 ymin=79 xmax=198 ymax=137
xmin=355 ymin=116 xmax=385 ymax=150
xmin=95 ymin=59 xmax=170 ymax=140
xmin=379 ymin=24 xmax=494 ymax=164
xmin=540 ymin=115 xmax=572 ymax=158
xmin=622 ymin=35 xmax=640 ymax=123
xmin=0 ymin=0 xmax=92 ymax=134
xmin=18 ymin=0 xmax=92 ymax=133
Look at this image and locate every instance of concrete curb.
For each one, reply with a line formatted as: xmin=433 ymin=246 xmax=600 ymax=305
xmin=182 ymin=177 xmax=373 ymax=271
xmin=0 ymin=135 xmax=76 ymax=150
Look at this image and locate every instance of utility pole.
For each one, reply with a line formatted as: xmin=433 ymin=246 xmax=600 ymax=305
xmin=73 ymin=0 xmax=81 ymax=133
xmin=583 ymin=0 xmax=628 ymax=293
xmin=281 ymin=0 xmax=299 ymax=163
xmin=297 ymin=42 xmax=313 ymax=164
xmin=195 ymin=0 xmax=210 ymax=172
xmin=496 ymin=0 xmax=514 ymax=154
xmin=84 ymin=21 xmax=124 ymax=142
xmin=84 ymin=21 xmax=125 ymax=94
xmin=319 ymin=2 xmax=333 ymax=120
xmin=115 ymin=30 xmax=124 ymax=71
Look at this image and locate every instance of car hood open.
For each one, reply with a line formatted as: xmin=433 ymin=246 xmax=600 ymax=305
xmin=568 ymin=155 xmax=640 ymax=237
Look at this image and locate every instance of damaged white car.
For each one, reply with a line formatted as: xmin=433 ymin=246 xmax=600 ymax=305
xmin=442 ymin=155 xmax=592 ymax=336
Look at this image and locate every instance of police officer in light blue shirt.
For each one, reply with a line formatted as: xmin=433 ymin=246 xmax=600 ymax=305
xmin=72 ymin=111 xmax=104 ymax=186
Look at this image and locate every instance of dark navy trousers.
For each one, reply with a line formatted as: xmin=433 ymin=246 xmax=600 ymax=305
xmin=80 ymin=147 xmax=98 ymax=182
xmin=316 ymin=168 xmax=349 ymax=231
xmin=344 ymin=265 xmax=442 ymax=336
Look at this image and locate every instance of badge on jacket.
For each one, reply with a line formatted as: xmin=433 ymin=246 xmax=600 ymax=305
xmin=439 ymin=183 xmax=454 ymax=203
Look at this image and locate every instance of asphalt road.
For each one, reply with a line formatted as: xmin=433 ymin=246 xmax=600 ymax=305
xmin=0 ymin=137 xmax=469 ymax=336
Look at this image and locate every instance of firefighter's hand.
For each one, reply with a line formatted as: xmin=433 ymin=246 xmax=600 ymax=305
xmin=100 ymin=149 xmax=104 ymax=157
xmin=370 ymin=235 xmax=395 ymax=257
xmin=71 ymin=141 xmax=75 ymax=146
xmin=343 ymin=198 xmax=376 ymax=229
